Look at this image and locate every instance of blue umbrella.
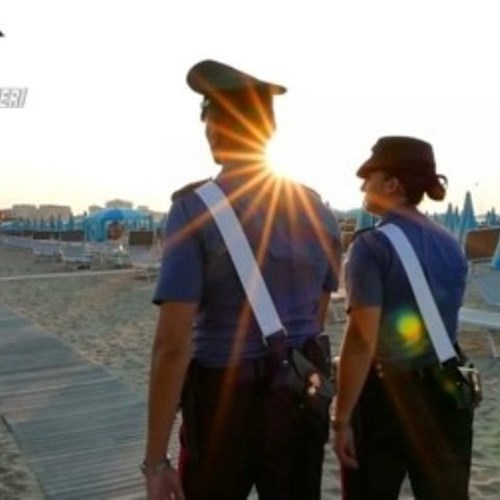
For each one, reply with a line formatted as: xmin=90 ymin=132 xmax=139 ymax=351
xmin=66 ymin=213 xmax=75 ymax=230
xmin=452 ymin=206 xmax=460 ymax=234
xmin=492 ymin=235 xmax=500 ymax=270
xmin=83 ymin=207 xmax=149 ymax=242
xmin=443 ymin=202 xmax=454 ymax=233
xmin=456 ymin=191 xmax=478 ymax=244
xmin=355 ymin=209 xmax=376 ymax=231
xmin=486 ymin=207 xmax=498 ymax=227
xmin=56 ymin=214 xmax=63 ymax=231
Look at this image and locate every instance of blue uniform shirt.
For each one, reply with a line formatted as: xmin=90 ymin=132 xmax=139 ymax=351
xmin=344 ymin=208 xmax=467 ymax=368
xmin=154 ymin=169 xmax=341 ymax=367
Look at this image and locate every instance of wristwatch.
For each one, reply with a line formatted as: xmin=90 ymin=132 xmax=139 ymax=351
xmin=140 ymin=455 xmax=173 ymax=476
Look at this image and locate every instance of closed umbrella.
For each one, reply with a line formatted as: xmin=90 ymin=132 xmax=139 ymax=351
xmin=355 ymin=209 xmax=376 ymax=231
xmin=486 ymin=207 xmax=498 ymax=227
xmin=457 ymin=191 xmax=478 ymax=245
xmin=492 ymin=234 xmax=500 ymax=270
xmin=443 ymin=202 xmax=454 ymax=233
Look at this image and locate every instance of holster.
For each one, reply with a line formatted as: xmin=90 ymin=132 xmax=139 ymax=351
xmin=442 ymin=362 xmax=482 ymax=411
xmin=292 ymin=335 xmax=334 ymax=439
xmin=302 ymin=334 xmax=332 ymax=380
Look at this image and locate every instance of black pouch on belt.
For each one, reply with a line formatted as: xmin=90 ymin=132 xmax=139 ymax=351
xmin=293 ymin=335 xmax=334 ymax=430
xmin=440 ymin=360 xmax=480 ymax=411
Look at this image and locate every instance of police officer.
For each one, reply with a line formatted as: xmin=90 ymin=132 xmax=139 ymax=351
xmin=142 ymin=60 xmax=341 ymax=500
xmin=332 ymin=137 xmax=473 ymax=499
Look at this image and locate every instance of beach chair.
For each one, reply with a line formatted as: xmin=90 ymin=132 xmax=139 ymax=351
xmin=32 ymin=233 xmax=62 ymax=262
xmin=329 ymin=288 xmax=347 ymax=323
xmin=464 ymin=227 xmax=500 ymax=265
xmin=126 ymin=231 xmax=161 ymax=279
xmin=470 ymin=265 xmax=500 ymax=307
xmin=60 ymin=242 xmax=92 ymax=269
xmin=101 ymin=241 xmax=132 ymax=269
xmin=459 ymin=307 xmax=500 ymax=358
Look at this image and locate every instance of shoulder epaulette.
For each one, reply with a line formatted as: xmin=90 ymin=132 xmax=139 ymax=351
xmin=351 ymin=227 xmax=374 ymax=241
xmin=171 ymin=178 xmax=211 ymax=202
xmin=299 ymin=182 xmax=322 ymax=200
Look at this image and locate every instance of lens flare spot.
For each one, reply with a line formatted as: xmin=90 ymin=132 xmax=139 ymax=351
xmin=395 ymin=311 xmax=426 ymax=354
xmin=442 ymin=378 xmax=456 ymax=396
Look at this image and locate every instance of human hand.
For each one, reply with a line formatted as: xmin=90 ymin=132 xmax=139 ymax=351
xmin=145 ymin=467 xmax=185 ymax=500
xmin=332 ymin=422 xmax=358 ymax=469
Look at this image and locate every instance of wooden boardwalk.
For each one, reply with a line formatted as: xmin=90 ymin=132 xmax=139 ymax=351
xmin=0 ymin=306 xmax=146 ymax=499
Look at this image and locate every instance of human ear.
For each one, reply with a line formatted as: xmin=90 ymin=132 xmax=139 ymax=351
xmin=384 ymin=176 xmax=401 ymax=194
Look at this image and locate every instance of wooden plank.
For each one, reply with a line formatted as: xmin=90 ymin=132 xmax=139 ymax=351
xmin=0 ymin=379 xmax=134 ymax=413
xmin=0 ymin=307 xmax=146 ymax=499
xmin=0 ymin=366 xmax=111 ymax=397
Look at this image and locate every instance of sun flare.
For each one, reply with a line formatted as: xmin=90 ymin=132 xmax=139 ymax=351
xmin=266 ymin=134 xmax=296 ymax=178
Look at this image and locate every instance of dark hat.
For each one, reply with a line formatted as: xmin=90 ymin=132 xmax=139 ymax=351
xmin=357 ymin=136 xmax=436 ymax=178
xmin=187 ymin=59 xmax=287 ymax=97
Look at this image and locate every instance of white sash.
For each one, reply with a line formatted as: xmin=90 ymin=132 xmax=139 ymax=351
xmin=195 ymin=181 xmax=284 ymax=342
xmin=378 ymin=223 xmax=457 ymax=363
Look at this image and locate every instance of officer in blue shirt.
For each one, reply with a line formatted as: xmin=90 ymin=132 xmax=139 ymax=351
xmin=142 ymin=60 xmax=341 ymax=500
xmin=332 ymin=137 xmax=473 ymax=499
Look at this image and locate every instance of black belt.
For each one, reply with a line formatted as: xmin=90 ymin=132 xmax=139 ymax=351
xmin=373 ymin=361 xmax=450 ymax=381
xmin=197 ymin=357 xmax=270 ymax=383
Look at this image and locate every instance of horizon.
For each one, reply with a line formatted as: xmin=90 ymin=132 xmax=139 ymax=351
xmin=1 ymin=193 xmax=494 ymax=222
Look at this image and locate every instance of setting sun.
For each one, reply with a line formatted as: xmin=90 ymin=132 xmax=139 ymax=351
xmin=266 ymin=133 xmax=300 ymax=179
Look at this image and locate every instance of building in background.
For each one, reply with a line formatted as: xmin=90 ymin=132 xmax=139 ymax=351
xmin=11 ymin=204 xmax=38 ymax=220
xmin=105 ymin=199 xmax=133 ymax=209
xmin=0 ymin=209 xmax=13 ymax=221
xmin=88 ymin=205 xmax=103 ymax=215
xmin=37 ymin=204 xmax=72 ymax=221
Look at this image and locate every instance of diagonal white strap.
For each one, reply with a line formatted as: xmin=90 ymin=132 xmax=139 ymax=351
xmin=195 ymin=181 xmax=284 ymax=341
xmin=378 ymin=223 xmax=457 ymax=363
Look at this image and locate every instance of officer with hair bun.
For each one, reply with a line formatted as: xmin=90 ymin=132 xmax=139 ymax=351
xmin=332 ymin=136 xmax=473 ymax=499
xmin=143 ymin=60 xmax=341 ymax=500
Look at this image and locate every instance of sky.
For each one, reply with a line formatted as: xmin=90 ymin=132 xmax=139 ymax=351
xmin=1 ymin=0 xmax=499 ymax=216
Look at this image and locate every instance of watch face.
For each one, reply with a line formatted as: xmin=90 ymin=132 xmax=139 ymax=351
xmin=140 ymin=457 xmax=172 ymax=475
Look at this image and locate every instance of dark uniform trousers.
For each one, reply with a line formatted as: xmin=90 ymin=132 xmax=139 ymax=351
xmin=178 ymin=359 xmax=328 ymax=500
xmin=342 ymin=366 xmax=473 ymax=500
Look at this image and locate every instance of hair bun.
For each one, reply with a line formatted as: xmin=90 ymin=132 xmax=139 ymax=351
xmin=426 ymin=174 xmax=447 ymax=201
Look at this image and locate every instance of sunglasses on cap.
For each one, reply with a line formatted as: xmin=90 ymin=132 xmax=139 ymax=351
xmin=200 ymin=97 xmax=213 ymax=122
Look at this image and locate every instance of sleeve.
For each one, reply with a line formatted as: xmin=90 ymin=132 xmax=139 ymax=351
xmin=152 ymin=199 xmax=204 ymax=305
xmin=344 ymin=232 xmax=384 ymax=310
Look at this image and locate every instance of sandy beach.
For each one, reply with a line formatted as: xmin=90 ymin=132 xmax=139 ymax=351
xmin=0 ymin=242 xmax=499 ymax=499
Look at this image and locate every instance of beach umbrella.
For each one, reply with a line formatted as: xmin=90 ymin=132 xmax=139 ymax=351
xmin=456 ymin=191 xmax=478 ymax=245
xmin=83 ymin=207 xmax=149 ymax=242
xmin=486 ymin=207 xmax=498 ymax=227
xmin=491 ymin=234 xmax=500 ymax=270
xmin=56 ymin=214 xmax=63 ymax=231
xmin=452 ymin=206 xmax=460 ymax=234
xmin=66 ymin=213 xmax=75 ymax=230
xmin=355 ymin=209 xmax=376 ymax=231
xmin=443 ymin=203 xmax=453 ymax=232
